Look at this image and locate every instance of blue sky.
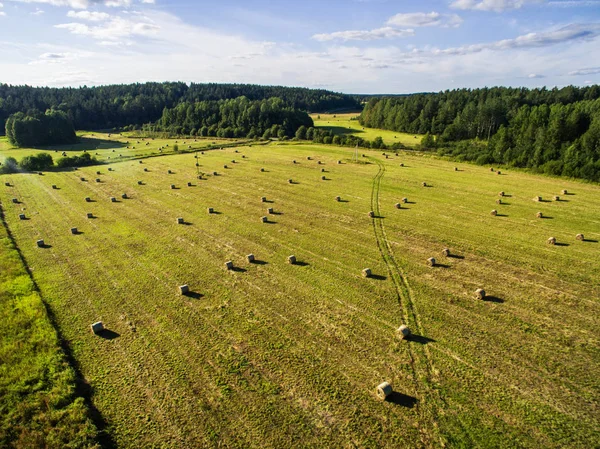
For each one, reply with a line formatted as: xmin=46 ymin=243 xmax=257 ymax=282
xmin=0 ymin=0 xmax=599 ymax=92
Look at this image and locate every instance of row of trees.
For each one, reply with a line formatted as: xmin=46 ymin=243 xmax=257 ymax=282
xmin=361 ymin=86 xmax=600 ymax=182
xmin=0 ymin=82 xmax=359 ymax=133
xmin=0 ymin=152 xmax=97 ymax=174
xmin=146 ymin=96 xmax=314 ymax=139
xmin=5 ymin=110 xmax=76 ymax=147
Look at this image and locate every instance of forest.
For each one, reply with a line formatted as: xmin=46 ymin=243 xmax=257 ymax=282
xmin=0 ymin=82 xmax=359 ymax=132
xmin=360 ymin=86 xmax=600 ymax=182
xmin=145 ymin=96 xmax=314 ymax=139
xmin=5 ymin=110 xmax=76 ymax=147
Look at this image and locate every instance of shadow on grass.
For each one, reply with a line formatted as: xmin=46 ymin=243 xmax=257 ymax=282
xmin=263 ymin=220 xmax=277 ymax=224
xmin=319 ymin=125 xmax=361 ymax=136
xmin=495 ymin=213 xmax=508 ymax=217
xmin=97 ymin=329 xmax=120 ymax=340
xmin=46 ymin=137 xmax=127 ymax=152
xmin=433 ymin=263 xmax=450 ymax=268
xmin=483 ymin=296 xmax=504 ymax=303
xmin=293 ymin=261 xmax=309 ymax=267
xmin=369 ymin=274 xmax=387 ymax=281
xmin=251 ymin=260 xmax=268 ymax=265
xmin=408 ymin=334 xmax=436 ymax=345
xmin=540 ymin=216 xmax=554 ymax=219
xmin=72 ymin=230 xmax=84 ymax=235
xmin=38 ymin=243 xmax=53 ymax=249
xmin=386 ymin=392 xmax=417 ymax=408
xmin=448 ymin=254 xmax=465 ymax=260
xmin=183 ymin=291 xmax=204 ymax=299
xmin=271 ymin=211 xmax=283 ymax=215
xmin=555 ymin=242 xmax=570 ymax=247
xmin=230 ymin=267 xmax=247 ymax=273
xmin=583 ymin=239 xmax=598 ymax=243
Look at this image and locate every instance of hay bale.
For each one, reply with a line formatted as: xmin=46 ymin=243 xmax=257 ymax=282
xmin=247 ymin=254 xmax=255 ymax=263
xmin=394 ymin=203 xmax=402 ymax=209
xmin=11 ymin=198 xmax=18 ymax=204
xmin=52 ymin=185 xmax=58 ymax=189
xmin=287 ymin=255 xmax=296 ymax=264
xmin=4 ymin=182 xmax=10 ymax=187
xmin=402 ymin=197 xmax=408 ymax=204
xmin=499 ymin=191 xmax=504 ymax=197
xmin=168 ymin=170 xmax=173 ymax=174
xmin=576 ymin=233 xmax=584 ymax=241
xmin=207 ymin=207 xmax=214 ymax=214
xmin=90 ymin=321 xmax=104 ymax=334
xmin=490 ymin=167 xmax=494 ymax=172
xmin=231 ymin=160 xmax=236 ymax=164
xmin=260 ymin=168 xmax=265 ymax=172
xmin=96 ymin=171 xmax=101 ymax=175
xmin=536 ymin=211 xmax=543 ymax=218
xmin=187 ymin=182 xmax=192 ymax=187
xmin=442 ymin=248 xmax=450 ymax=257
xmin=267 ymin=207 xmax=274 ymax=214
xmin=307 ymin=156 xmax=311 ymax=160
xmin=261 ymin=196 xmax=267 ymax=202
xmin=562 ymin=189 xmax=567 ymax=195
xmin=534 ymin=196 xmax=541 ymax=202
xmin=547 ymin=237 xmax=556 ymax=245
xmin=376 ymin=382 xmax=392 ymax=400
xmin=170 ymin=184 xmax=176 ymax=189
xmin=144 ymin=168 xmax=148 ymax=172
xmin=224 ymin=165 xmax=228 ymax=169
xmin=138 ymin=181 xmax=143 ymax=185
xmin=335 ymin=196 xmax=341 ymax=202
xmin=96 ymin=178 xmax=101 ymax=183
xmin=108 ymin=168 xmax=113 ymax=171
xmin=475 ymin=288 xmax=486 ymax=300
xmin=179 ymin=284 xmax=189 ymax=295
xmin=70 ymin=227 xmax=78 ymax=234
xmin=36 ymin=239 xmax=45 ymax=248
xmin=427 ymin=257 xmax=436 ymax=267
xmin=213 ymin=171 xmax=217 ymax=176
xmin=19 ymin=214 xmax=26 ymax=220
xmin=86 ymin=213 xmax=93 ymax=218
xmin=261 ymin=216 xmax=268 ymax=223
xmin=496 ymin=199 xmax=502 ymax=205
xmin=122 ymin=193 xmax=128 ymax=199
xmin=454 ymin=167 xmax=458 ymax=171
xmin=553 ymin=195 xmax=560 ymax=201
xmin=362 ymin=268 xmax=372 ymax=278
xmin=321 ymin=168 xmax=325 ymax=173
xmin=321 ymin=176 xmax=326 ymax=180
xmin=400 ymin=163 xmax=404 ymax=167
xmin=293 ymin=160 xmax=297 ymax=164
xmin=110 ymin=197 xmax=117 ymax=203
xmin=368 ymin=211 xmax=375 ymax=218
xmin=337 ymin=160 xmax=341 ymax=164
xmin=177 ymin=217 xmax=184 ymax=224
xmin=422 ymin=182 xmax=427 ymax=187
xmin=85 ymin=197 xmax=91 ymax=202
xmin=80 ymin=177 xmax=86 ymax=181
xmin=225 ymin=260 xmax=234 ymax=270
xmin=288 ymin=179 xmax=293 ymax=184
xmin=318 ymin=161 xmax=322 ymax=165
xmin=397 ymin=325 xmax=410 ymax=339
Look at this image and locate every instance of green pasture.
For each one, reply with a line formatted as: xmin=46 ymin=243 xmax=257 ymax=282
xmin=311 ymin=113 xmax=422 ymax=147
xmin=0 ymin=141 xmax=598 ymax=448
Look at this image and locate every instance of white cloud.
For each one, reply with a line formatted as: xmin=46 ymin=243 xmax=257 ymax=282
xmin=67 ymin=10 xmax=109 ymax=20
xmin=450 ymin=0 xmax=544 ymax=12
xmin=31 ymin=7 xmax=44 ymax=14
xmin=568 ymin=66 xmax=600 ymax=75
xmin=0 ymin=12 xmax=5 ymax=16
xmin=386 ymin=12 xmax=463 ymax=28
xmin=312 ymin=27 xmax=414 ymax=42
xmin=7 ymin=0 xmax=131 ymax=9
xmin=140 ymin=0 xmax=154 ymax=3
xmin=55 ymin=16 xmax=159 ymax=40
xmin=548 ymin=0 xmax=600 ymax=5
xmin=528 ymin=73 xmax=545 ymax=78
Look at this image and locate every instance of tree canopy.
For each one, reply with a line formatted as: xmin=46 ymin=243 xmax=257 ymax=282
xmin=5 ymin=110 xmax=76 ymax=147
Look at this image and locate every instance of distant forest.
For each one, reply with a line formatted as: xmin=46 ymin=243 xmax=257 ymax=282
xmin=360 ymin=86 xmax=600 ymax=182
xmin=0 ymin=82 xmax=360 ymax=132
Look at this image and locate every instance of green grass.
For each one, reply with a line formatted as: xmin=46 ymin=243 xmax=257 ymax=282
xmin=0 ymin=204 xmax=98 ymax=448
xmin=311 ymin=113 xmax=422 ymax=147
xmin=1 ymin=140 xmax=599 ymax=448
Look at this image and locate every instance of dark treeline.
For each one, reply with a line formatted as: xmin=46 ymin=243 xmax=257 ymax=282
xmin=5 ymin=110 xmax=76 ymax=147
xmin=0 ymin=152 xmax=97 ymax=174
xmin=361 ymin=86 xmax=600 ymax=181
xmin=0 ymin=82 xmax=359 ymax=132
xmin=146 ymin=96 xmax=314 ymax=139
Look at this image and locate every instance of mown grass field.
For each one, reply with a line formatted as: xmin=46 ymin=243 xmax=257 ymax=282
xmin=311 ymin=113 xmax=422 ymax=147
xmin=1 ymin=141 xmax=599 ymax=448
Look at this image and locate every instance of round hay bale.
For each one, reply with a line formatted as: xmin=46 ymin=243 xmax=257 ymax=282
xmin=138 ymin=181 xmax=143 ymax=185
xmin=499 ymin=191 xmax=504 ymax=197
xmin=362 ymin=268 xmax=372 ymax=278
xmin=422 ymin=182 xmax=427 ymax=187
xmin=497 ymin=171 xmax=501 ymax=175
xmin=287 ymin=255 xmax=296 ymax=264
xmin=321 ymin=176 xmax=326 ymax=180
xmin=179 ymin=284 xmax=189 ymax=295
xmin=108 ymin=168 xmax=113 ymax=171
xmin=576 ymin=233 xmax=584 ymax=241
xmin=170 ymin=184 xmax=176 ymax=189
xmin=86 ymin=213 xmax=93 ymax=219
xmin=36 ymin=239 xmax=45 ymax=248
xmin=442 ymin=248 xmax=450 ymax=257
xmin=395 ymin=203 xmax=401 ymax=209
xmin=534 ymin=196 xmax=541 ymax=202
xmin=80 ymin=177 xmax=86 ymax=181
xmin=562 ymin=189 xmax=567 ymax=195
xmin=225 ymin=261 xmax=234 ymax=270
xmin=261 ymin=216 xmax=268 ymax=223
xmin=261 ymin=196 xmax=267 ymax=202
xmin=96 ymin=178 xmax=101 ymax=183
xmin=318 ymin=161 xmax=322 ymax=165
xmin=335 ymin=196 xmax=341 ymax=202
xmin=402 ymin=197 xmax=408 ymax=204
xmin=19 ymin=214 xmax=26 ymax=220
xmin=376 ymin=382 xmax=392 ymax=400
xmin=52 ymin=185 xmax=58 ymax=189
xmin=368 ymin=211 xmax=375 ymax=218
xmin=96 ymin=171 xmax=101 ymax=175
xmin=397 ymin=325 xmax=410 ymax=340
xmin=307 ymin=156 xmax=311 ymax=160
xmin=321 ymin=168 xmax=325 ymax=173
xmin=260 ymin=168 xmax=265 ymax=172
xmin=207 ymin=207 xmax=214 ymax=214
xmin=400 ymin=163 xmax=404 ymax=167
xmin=177 ymin=217 xmax=184 ymax=224
xmin=231 ymin=160 xmax=236 ymax=164
xmin=454 ymin=167 xmax=458 ymax=171
xmin=11 ymin=198 xmax=18 ymax=204
xmin=553 ymin=195 xmax=560 ymax=201
xmin=490 ymin=167 xmax=494 ymax=172
xmin=224 ymin=165 xmax=228 ymax=169
xmin=168 ymin=170 xmax=173 ymax=174
xmin=144 ymin=168 xmax=148 ymax=172
xmin=85 ymin=197 xmax=91 ymax=202
xmin=121 ymin=193 xmax=128 ymax=199
xmin=293 ymin=160 xmax=297 ymax=164
xmin=490 ymin=209 xmax=497 ymax=216
xmin=288 ymin=179 xmax=293 ymax=184
xmin=4 ymin=182 xmax=10 ymax=187
xmin=496 ymin=199 xmax=502 ymax=205
xmin=267 ymin=207 xmax=274 ymax=214
xmin=110 ymin=197 xmax=117 ymax=203
xmin=70 ymin=227 xmax=78 ymax=235
xmin=213 ymin=171 xmax=217 ymax=176
xmin=536 ymin=211 xmax=543 ymax=218
xmin=187 ymin=182 xmax=192 ymax=187
xmin=337 ymin=160 xmax=341 ymax=164
xmin=427 ymin=257 xmax=436 ymax=267
xmin=475 ymin=288 xmax=486 ymax=300
xmin=547 ymin=237 xmax=556 ymax=245
xmin=247 ymin=254 xmax=255 ymax=263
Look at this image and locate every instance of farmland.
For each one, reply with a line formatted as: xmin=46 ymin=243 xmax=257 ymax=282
xmin=311 ymin=113 xmax=422 ymax=147
xmin=1 ymin=140 xmax=599 ymax=448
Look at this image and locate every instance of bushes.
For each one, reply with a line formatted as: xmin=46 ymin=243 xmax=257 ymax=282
xmin=55 ymin=153 xmax=97 ymax=168
xmin=19 ymin=153 xmax=54 ymax=171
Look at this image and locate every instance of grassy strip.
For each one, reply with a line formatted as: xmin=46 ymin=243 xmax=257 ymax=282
xmin=0 ymin=203 xmax=99 ymax=449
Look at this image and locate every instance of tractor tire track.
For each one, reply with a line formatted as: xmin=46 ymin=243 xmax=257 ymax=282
xmin=368 ymin=157 xmax=472 ymax=448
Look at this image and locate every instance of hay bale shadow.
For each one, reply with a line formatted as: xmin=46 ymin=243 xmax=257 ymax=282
xmin=170 ymin=186 xmax=181 ymax=190
xmin=386 ymin=392 xmax=417 ymax=408
xmin=211 ymin=211 xmax=222 ymax=215
xmin=540 ymin=216 xmax=554 ymax=219
xmin=495 ymin=213 xmax=508 ymax=217
xmin=251 ymin=260 xmax=268 ymax=265
xmin=72 ymin=230 xmax=84 ymax=235
xmin=288 ymin=181 xmax=299 ymax=185
xmin=338 ymin=199 xmax=350 ymax=203
xmin=433 ymin=263 xmax=450 ymax=268
xmin=39 ymin=243 xmax=52 ymax=249
xmin=263 ymin=199 xmax=275 ymax=203
xmin=181 ymin=221 xmax=193 ymax=226
xmin=583 ymin=239 xmax=598 ymax=243
xmin=264 ymin=220 xmax=277 ymax=224
xmin=503 ymin=194 xmax=513 ymax=198
xmin=408 ymin=334 xmax=436 ymax=345
xmin=483 ymin=296 xmax=504 ymax=303
xmin=183 ymin=291 xmax=204 ymax=299
xmin=294 ymin=261 xmax=309 ymax=267
xmin=97 ymin=329 xmax=120 ymax=340
xmin=271 ymin=211 xmax=283 ymax=215
xmin=448 ymin=254 xmax=464 ymax=260
xmin=231 ymin=267 xmax=247 ymax=273
xmin=554 ymin=242 xmax=570 ymax=247
xmin=370 ymin=274 xmax=387 ymax=281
